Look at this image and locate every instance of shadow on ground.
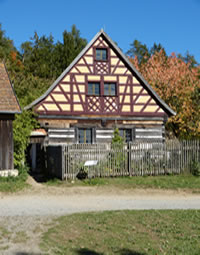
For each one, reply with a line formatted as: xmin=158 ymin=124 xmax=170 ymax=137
xmin=14 ymin=248 xmax=147 ymax=255
xmin=15 ymin=253 xmax=41 ymax=255
xmin=75 ymin=248 xmax=147 ymax=255
xmin=29 ymin=172 xmax=57 ymax=183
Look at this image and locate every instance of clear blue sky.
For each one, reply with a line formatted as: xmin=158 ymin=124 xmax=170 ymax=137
xmin=0 ymin=0 xmax=200 ymax=62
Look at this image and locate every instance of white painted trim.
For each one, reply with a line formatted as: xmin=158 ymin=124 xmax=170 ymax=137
xmin=96 ymin=130 xmax=113 ymax=133
xmin=96 ymin=135 xmax=113 ymax=139
xmin=49 ymin=129 xmax=74 ymax=133
xmin=136 ymin=135 xmax=162 ymax=138
xmin=49 ymin=134 xmax=74 ymax=138
xmin=136 ymin=129 xmax=162 ymax=132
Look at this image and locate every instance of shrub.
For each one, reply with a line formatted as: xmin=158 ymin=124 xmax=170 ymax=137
xmin=190 ymin=161 xmax=200 ymax=176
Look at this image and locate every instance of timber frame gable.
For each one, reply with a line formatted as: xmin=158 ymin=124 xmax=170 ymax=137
xmin=26 ymin=30 xmax=175 ymax=119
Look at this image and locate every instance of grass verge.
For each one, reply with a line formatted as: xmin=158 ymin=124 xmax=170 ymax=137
xmin=45 ymin=174 xmax=200 ymax=192
xmin=41 ymin=210 xmax=200 ymax=255
xmin=0 ymin=165 xmax=29 ymax=193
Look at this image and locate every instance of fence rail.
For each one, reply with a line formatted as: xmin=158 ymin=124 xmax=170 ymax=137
xmin=45 ymin=140 xmax=200 ymax=180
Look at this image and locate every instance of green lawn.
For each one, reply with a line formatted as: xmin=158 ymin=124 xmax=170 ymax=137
xmin=1 ymin=171 xmax=200 ymax=193
xmin=46 ymin=174 xmax=200 ymax=192
xmin=41 ymin=210 xmax=200 ymax=255
xmin=0 ymin=176 xmax=29 ymax=193
xmin=0 ymin=166 xmax=29 ymax=193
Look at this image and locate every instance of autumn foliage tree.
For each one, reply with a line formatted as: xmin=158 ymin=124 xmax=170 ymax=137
xmin=130 ymin=51 xmax=200 ymax=138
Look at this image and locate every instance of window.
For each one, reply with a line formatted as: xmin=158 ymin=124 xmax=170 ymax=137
xmin=78 ymin=128 xmax=93 ymax=144
xmin=88 ymin=82 xmax=100 ymax=96
xmin=119 ymin=129 xmax=132 ymax=143
xmin=104 ymin=83 xmax=116 ymax=96
xmin=96 ymin=48 xmax=107 ymax=61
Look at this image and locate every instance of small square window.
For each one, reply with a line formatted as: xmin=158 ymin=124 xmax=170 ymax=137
xmin=88 ymin=82 xmax=100 ymax=96
xmin=104 ymin=83 xmax=116 ymax=96
xmin=78 ymin=128 xmax=92 ymax=144
xmin=119 ymin=129 xmax=132 ymax=143
xmin=96 ymin=48 xmax=107 ymax=61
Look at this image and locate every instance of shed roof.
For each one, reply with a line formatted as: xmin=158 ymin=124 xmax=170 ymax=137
xmin=0 ymin=63 xmax=21 ymax=114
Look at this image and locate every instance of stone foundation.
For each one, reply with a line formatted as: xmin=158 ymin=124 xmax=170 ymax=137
xmin=0 ymin=169 xmax=18 ymax=177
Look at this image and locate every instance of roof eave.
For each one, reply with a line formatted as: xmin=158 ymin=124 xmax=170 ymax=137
xmin=0 ymin=110 xmax=21 ymax=114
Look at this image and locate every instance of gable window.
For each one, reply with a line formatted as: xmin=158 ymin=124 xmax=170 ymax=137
xmin=104 ymin=83 xmax=116 ymax=96
xmin=78 ymin=128 xmax=93 ymax=144
xmin=88 ymin=82 xmax=100 ymax=96
xmin=119 ymin=129 xmax=132 ymax=143
xmin=96 ymin=48 xmax=107 ymax=61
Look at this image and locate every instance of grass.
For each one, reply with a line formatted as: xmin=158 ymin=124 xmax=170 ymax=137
xmin=13 ymin=231 xmax=29 ymax=243
xmin=45 ymin=174 xmax=200 ymax=192
xmin=0 ymin=165 xmax=29 ymax=193
xmin=41 ymin=210 xmax=200 ymax=255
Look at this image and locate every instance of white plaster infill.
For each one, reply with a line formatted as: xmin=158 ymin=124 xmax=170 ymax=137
xmin=0 ymin=169 xmax=19 ymax=177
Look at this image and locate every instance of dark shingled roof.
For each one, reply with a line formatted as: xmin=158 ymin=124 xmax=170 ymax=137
xmin=0 ymin=62 xmax=21 ymax=114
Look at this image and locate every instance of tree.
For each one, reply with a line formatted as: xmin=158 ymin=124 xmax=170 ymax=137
xmin=150 ymin=43 xmax=166 ymax=57
xmin=57 ymin=24 xmax=87 ymax=73
xmin=20 ymin=25 xmax=87 ymax=79
xmin=178 ymin=51 xmax=198 ymax=68
xmin=130 ymin=51 xmax=200 ymax=138
xmin=127 ymin=40 xmax=150 ymax=64
xmin=127 ymin=40 xmax=166 ymax=65
xmin=0 ymin=24 xmax=15 ymax=60
xmin=112 ymin=128 xmax=124 ymax=145
xmin=20 ymin=32 xmax=55 ymax=79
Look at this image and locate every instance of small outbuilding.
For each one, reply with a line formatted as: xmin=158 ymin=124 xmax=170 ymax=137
xmin=0 ymin=63 xmax=21 ymax=173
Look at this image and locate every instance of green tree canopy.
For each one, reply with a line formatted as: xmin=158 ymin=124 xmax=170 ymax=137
xmin=0 ymin=24 xmax=15 ymax=60
xmin=127 ymin=40 xmax=166 ymax=65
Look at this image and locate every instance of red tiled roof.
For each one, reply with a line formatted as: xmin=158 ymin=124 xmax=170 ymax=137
xmin=0 ymin=63 xmax=21 ymax=113
xmin=31 ymin=129 xmax=47 ymax=136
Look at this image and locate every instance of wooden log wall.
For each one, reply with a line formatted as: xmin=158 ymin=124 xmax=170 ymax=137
xmin=45 ymin=126 xmax=164 ymax=145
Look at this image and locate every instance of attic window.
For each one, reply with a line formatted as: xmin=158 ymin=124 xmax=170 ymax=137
xmin=96 ymin=48 xmax=107 ymax=61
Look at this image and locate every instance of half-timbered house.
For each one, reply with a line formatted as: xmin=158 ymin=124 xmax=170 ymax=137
xmin=26 ymin=30 xmax=175 ymax=145
xmin=0 ymin=63 xmax=21 ymax=173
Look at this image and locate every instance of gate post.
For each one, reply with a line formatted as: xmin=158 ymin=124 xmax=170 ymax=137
xmin=62 ymin=145 xmax=65 ymax=180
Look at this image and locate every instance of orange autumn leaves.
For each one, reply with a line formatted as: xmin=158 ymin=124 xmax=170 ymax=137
xmin=130 ymin=51 xmax=200 ymax=138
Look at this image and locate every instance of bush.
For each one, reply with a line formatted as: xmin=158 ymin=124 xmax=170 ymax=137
xmin=190 ymin=161 xmax=200 ymax=176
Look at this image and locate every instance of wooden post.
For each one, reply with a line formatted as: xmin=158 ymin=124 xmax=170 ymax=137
xmin=127 ymin=143 xmax=131 ymax=176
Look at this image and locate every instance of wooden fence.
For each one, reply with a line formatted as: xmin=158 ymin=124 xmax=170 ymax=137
xmin=46 ymin=140 xmax=200 ymax=180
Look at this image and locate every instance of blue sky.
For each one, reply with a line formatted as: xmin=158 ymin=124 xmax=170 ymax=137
xmin=0 ymin=0 xmax=200 ymax=62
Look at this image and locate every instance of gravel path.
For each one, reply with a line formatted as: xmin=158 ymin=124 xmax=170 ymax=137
xmin=1 ymin=193 xmax=200 ymax=217
xmin=1 ymin=187 xmax=200 ymax=216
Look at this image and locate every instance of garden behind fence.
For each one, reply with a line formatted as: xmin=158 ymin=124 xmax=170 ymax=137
xmin=46 ymin=140 xmax=200 ymax=180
